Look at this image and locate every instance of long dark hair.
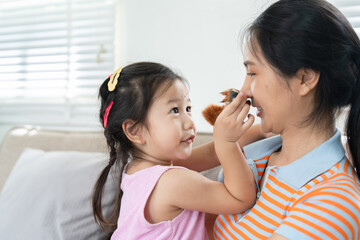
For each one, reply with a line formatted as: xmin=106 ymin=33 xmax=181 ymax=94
xmin=92 ymin=62 xmax=184 ymax=232
xmin=245 ymin=0 xmax=360 ymax=177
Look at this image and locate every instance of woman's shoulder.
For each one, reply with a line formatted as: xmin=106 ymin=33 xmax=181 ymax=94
xmin=243 ymin=135 xmax=282 ymax=161
xmin=293 ymin=158 xmax=359 ymax=211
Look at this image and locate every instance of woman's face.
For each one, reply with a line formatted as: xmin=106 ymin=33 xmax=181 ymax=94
xmin=240 ymin=42 xmax=301 ymax=135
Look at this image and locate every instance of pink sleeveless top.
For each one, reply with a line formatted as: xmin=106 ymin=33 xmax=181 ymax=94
xmin=111 ymin=165 xmax=208 ymax=240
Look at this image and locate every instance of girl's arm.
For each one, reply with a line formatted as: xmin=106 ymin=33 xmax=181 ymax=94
xmin=158 ymin=93 xmax=256 ymax=215
xmin=213 ymin=92 xmax=256 ymax=204
xmin=176 ymin=124 xmax=268 ymax=172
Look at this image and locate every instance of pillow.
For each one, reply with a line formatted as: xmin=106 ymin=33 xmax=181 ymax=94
xmin=0 ymin=148 xmax=118 ymax=240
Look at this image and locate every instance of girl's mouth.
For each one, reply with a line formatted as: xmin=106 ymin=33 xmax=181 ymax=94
xmin=182 ymin=135 xmax=195 ymax=144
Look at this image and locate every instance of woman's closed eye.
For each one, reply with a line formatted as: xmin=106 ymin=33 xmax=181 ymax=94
xmin=247 ymin=72 xmax=256 ymax=77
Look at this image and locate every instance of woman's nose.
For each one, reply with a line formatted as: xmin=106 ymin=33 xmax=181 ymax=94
xmin=240 ymin=76 xmax=253 ymax=98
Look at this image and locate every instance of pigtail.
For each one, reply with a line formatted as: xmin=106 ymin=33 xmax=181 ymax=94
xmin=92 ymin=133 xmax=118 ymax=232
xmin=346 ymin=57 xmax=360 ymax=179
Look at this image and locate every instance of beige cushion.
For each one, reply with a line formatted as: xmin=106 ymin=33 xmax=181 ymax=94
xmin=0 ymin=148 xmax=116 ymax=240
xmin=0 ymin=126 xmax=215 ymax=192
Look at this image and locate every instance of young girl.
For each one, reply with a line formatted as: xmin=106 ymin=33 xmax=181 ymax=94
xmin=92 ymin=62 xmax=259 ymax=239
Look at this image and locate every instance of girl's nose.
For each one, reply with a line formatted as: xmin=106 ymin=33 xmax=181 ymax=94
xmin=184 ymin=114 xmax=195 ymax=131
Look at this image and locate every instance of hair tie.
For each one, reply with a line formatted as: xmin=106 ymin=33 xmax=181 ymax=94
xmin=108 ymin=67 xmax=122 ymax=92
xmin=104 ymin=101 xmax=114 ymax=128
xmin=108 ymin=158 xmax=116 ymax=166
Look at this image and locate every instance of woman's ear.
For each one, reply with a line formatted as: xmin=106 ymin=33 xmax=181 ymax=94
xmin=122 ymin=120 xmax=146 ymax=144
xmin=297 ymin=68 xmax=320 ymax=96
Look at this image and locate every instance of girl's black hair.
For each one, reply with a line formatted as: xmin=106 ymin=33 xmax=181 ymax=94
xmin=245 ymin=0 xmax=360 ymax=178
xmin=92 ymin=62 xmax=185 ymax=232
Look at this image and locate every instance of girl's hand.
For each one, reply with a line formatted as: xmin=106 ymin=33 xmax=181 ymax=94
xmin=213 ymin=91 xmax=255 ymax=143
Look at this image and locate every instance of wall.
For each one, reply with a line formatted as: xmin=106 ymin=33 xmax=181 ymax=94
xmin=118 ymin=0 xmax=275 ymax=132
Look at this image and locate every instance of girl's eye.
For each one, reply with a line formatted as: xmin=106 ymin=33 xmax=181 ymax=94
xmin=247 ymin=73 xmax=256 ymax=77
xmin=170 ymin=107 xmax=179 ymax=114
xmin=186 ymin=106 xmax=192 ymax=112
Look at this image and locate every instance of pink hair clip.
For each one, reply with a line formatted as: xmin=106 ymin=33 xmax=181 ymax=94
xmin=104 ymin=101 xmax=114 ymax=128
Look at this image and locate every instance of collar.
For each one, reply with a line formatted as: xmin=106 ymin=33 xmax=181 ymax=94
xmin=243 ymin=129 xmax=346 ymax=189
xmin=276 ymin=129 xmax=345 ymax=188
xmin=243 ymin=134 xmax=282 ymax=160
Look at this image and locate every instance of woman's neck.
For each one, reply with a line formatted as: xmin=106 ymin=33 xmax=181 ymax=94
xmin=269 ymin=124 xmax=336 ymax=167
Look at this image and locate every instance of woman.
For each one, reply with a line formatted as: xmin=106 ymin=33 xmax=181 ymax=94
xmin=181 ymin=0 xmax=360 ymax=239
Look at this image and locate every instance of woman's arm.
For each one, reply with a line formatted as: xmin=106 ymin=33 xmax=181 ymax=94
xmin=177 ymin=141 xmax=219 ymax=172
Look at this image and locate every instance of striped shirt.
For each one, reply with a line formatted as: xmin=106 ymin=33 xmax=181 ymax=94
xmin=214 ymin=129 xmax=360 ymax=240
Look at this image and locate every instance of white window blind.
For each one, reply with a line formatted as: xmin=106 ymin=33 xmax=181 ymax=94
xmin=329 ymin=0 xmax=360 ymax=36
xmin=0 ymin=0 xmax=116 ymax=128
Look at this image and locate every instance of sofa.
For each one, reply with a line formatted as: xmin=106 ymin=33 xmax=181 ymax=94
xmin=0 ymin=125 xmax=218 ymax=240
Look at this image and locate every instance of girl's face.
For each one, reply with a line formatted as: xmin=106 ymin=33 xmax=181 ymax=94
xmin=141 ymin=80 xmax=196 ymax=162
xmin=240 ymin=42 xmax=301 ymax=134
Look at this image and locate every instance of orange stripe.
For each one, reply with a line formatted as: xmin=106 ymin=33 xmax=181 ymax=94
xmin=295 ymin=189 xmax=360 ymax=222
xmin=237 ymin=220 xmax=267 ymax=239
xmin=323 ymin=180 xmax=360 ymax=195
xmin=324 ymin=173 xmax=360 ymax=193
xmin=320 ymin=173 xmax=329 ymax=181
xmin=295 ymin=189 xmax=304 ymax=196
xmin=290 ymin=214 xmax=338 ymax=239
xmin=292 ymin=184 xmax=358 ymax=211
xmin=344 ymin=160 xmax=350 ymax=175
xmin=251 ymin=207 xmax=281 ymax=227
xmin=324 ymin=186 xmax=360 ymax=208
xmin=217 ymin=215 xmax=237 ymax=239
xmin=266 ymin=182 xmax=290 ymax=202
xmin=282 ymin=220 xmax=322 ymax=240
xmin=257 ymin=200 xmax=285 ymax=219
xmin=329 ymin=173 xmax=360 ymax=192
xmin=302 ymin=202 xmax=355 ymax=237
xmin=245 ymin=214 xmax=274 ymax=233
xmin=261 ymin=191 xmax=287 ymax=210
xmin=258 ymin=171 xmax=264 ymax=177
xmin=334 ymin=162 xmax=341 ymax=169
xmin=267 ymin=174 xmax=296 ymax=194
xmin=223 ymin=215 xmax=251 ymax=240
xmin=313 ymin=178 xmax=320 ymax=184
xmin=213 ymin=230 xmax=221 ymax=240
xmin=333 ymin=182 xmax=360 ymax=195
xmin=291 ymin=208 xmax=348 ymax=239
xmin=317 ymin=197 xmax=360 ymax=226
xmin=214 ymin=220 xmax=229 ymax=240
xmin=351 ymin=168 xmax=356 ymax=179
xmin=256 ymin=163 xmax=267 ymax=169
